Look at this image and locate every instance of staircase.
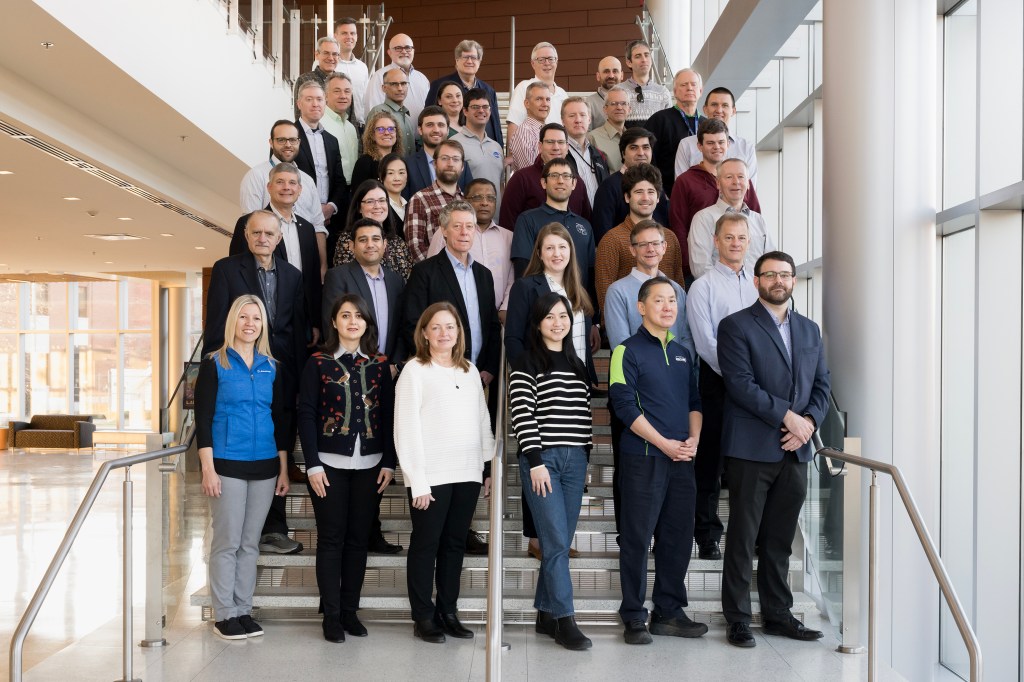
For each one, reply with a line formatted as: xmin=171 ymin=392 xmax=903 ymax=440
xmin=190 ymin=349 xmax=816 ymax=628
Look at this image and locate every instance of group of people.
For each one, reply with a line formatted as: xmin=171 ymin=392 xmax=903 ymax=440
xmin=194 ymin=20 xmax=833 ymax=654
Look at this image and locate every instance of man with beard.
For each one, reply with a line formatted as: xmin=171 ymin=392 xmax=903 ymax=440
xmin=717 ymin=250 xmax=831 ymax=648
xmin=591 ymin=128 xmax=670 ymax=241
xmin=404 ymin=105 xmax=473 ymax=198
xmin=240 ymin=120 xmax=328 ymax=273
xmin=406 ymin=139 xmax=468 ymax=262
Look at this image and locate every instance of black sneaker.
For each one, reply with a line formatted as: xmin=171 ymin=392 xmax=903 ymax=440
xmin=213 ymin=617 xmax=247 ymax=640
xmin=237 ymin=614 xmax=263 ymax=637
xmin=623 ymin=619 xmax=653 ymax=645
xmin=650 ymin=611 xmax=708 ymax=638
xmin=464 ymin=529 xmax=489 ymax=556
xmin=727 ymin=621 xmax=756 ymax=648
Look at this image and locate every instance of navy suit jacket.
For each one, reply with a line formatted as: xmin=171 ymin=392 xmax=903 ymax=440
xmin=717 ymin=302 xmax=831 ymax=463
xmin=402 ymin=150 xmax=474 ymax=200
xmin=321 ymin=261 xmax=406 ymax=362
xmin=424 ymin=72 xmax=504 ymax=147
xmin=503 ymin=274 xmax=597 ymax=383
xmin=590 ymin=171 xmax=671 ymax=243
xmin=230 ymin=208 xmax=322 ymax=338
xmin=202 ymin=253 xmax=308 ymax=395
xmin=294 ymin=121 xmax=350 ymax=221
xmin=401 ymin=251 xmax=501 ymax=377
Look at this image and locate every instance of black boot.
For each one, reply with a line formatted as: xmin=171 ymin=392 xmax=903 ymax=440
xmin=535 ymin=610 xmax=556 ymax=638
xmin=322 ymin=614 xmax=345 ymax=643
xmin=555 ymin=615 xmax=593 ymax=651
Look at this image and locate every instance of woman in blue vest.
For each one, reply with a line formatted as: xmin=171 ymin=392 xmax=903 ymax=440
xmin=195 ymin=294 xmax=290 ymax=641
xmin=297 ymin=293 xmax=395 ymax=643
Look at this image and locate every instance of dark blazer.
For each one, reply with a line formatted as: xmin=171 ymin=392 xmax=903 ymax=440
xmin=590 ymin=171 xmax=671 ymax=243
xmin=321 ymin=261 xmax=406 ymax=362
xmin=402 ymin=150 xmax=474 ymax=200
xmin=717 ymin=302 xmax=831 ymax=463
xmin=230 ymin=207 xmax=322 ymax=338
xmin=402 ymin=251 xmax=501 ymax=377
xmin=566 ymin=144 xmax=611 ymax=191
xmin=425 ymin=72 xmax=504 ymax=146
xmin=294 ymin=120 xmax=350 ymax=221
xmin=645 ymin=108 xmax=706 ymax=187
xmin=503 ymin=274 xmax=597 ymax=384
xmin=202 ymin=252 xmax=308 ymax=395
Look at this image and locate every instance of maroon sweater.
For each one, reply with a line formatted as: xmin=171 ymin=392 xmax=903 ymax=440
xmin=669 ymin=164 xmax=760 ymax=280
xmin=498 ymin=155 xmax=592 ymax=230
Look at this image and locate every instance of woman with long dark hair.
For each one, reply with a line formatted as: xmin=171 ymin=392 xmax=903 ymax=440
xmin=379 ymin=153 xmax=409 ymax=240
xmin=436 ymin=81 xmax=465 ymax=135
xmin=394 ymin=302 xmax=495 ymax=643
xmin=509 ymin=292 xmax=593 ymax=650
xmin=332 ymin=180 xmax=414 ymax=279
xmin=297 ymin=293 xmax=395 ymax=643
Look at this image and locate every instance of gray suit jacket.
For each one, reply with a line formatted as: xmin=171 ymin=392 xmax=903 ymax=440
xmin=322 ymin=261 xmax=406 ymax=362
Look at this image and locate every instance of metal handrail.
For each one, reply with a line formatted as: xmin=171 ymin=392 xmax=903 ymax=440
xmin=9 ymin=443 xmax=189 ymax=682
xmin=634 ymin=3 xmax=674 ymax=86
xmin=815 ymin=447 xmax=982 ymax=681
xmin=485 ymin=344 xmax=509 ymax=681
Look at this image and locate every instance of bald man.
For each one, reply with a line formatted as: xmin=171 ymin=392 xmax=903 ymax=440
xmin=361 ymin=33 xmax=430 ymax=123
xmin=587 ymin=56 xmax=623 ymax=130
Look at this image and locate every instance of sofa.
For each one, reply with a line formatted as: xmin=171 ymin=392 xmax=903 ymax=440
xmin=8 ymin=415 xmax=96 ymax=449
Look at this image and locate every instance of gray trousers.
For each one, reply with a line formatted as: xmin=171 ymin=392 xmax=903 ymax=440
xmin=209 ymin=475 xmax=276 ymax=620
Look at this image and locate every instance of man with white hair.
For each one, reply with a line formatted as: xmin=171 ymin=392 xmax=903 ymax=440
xmin=506 ymin=42 xmax=568 ymax=143
xmin=425 ymin=40 xmax=504 ymax=146
xmin=293 ymin=36 xmax=342 ymax=118
xmin=361 ymin=33 xmax=430 ymax=123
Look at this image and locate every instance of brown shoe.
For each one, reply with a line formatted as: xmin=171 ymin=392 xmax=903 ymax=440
xmin=568 ymin=547 xmax=581 ymax=558
xmin=288 ymin=462 xmax=308 ymax=484
xmin=527 ymin=540 xmax=542 ymax=560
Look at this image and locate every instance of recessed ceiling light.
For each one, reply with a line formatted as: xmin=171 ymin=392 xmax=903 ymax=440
xmin=0 ymin=171 xmax=13 ymax=175
xmin=159 ymin=233 xmax=174 ymax=237
xmin=117 ymin=216 xmax=133 ymax=221
xmin=63 ymin=196 xmax=80 ymax=201
xmin=195 ymin=246 xmax=206 ymax=250
xmin=104 ymin=261 xmax=113 ymax=264
xmin=83 ymin=233 xmax=147 ymax=241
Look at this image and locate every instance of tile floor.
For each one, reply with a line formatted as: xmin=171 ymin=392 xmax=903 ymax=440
xmin=1 ymin=448 xmax=904 ymax=681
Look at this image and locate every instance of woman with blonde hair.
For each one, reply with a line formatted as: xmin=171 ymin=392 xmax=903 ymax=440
xmin=504 ymin=222 xmax=598 ymax=561
xmin=394 ymin=302 xmax=495 ymax=643
xmin=195 ymin=294 xmax=290 ymax=640
xmin=351 ymin=111 xmax=405 ymax=189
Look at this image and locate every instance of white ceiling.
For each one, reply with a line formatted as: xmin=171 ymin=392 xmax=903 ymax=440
xmin=0 ymin=0 xmax=259 ymax=279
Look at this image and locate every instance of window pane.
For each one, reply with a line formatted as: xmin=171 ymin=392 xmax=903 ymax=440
xmin=125 ymin=280 xmax=153 ymax=330
xmin=24 ymin=333 xmax=68 ymax=415
xmin=72 ymin=333 xmax=117 ymax=428
xmin=123 ymin=333 xmax=152 ymax=429
xmin=77 ymin=282 xmax=117 ymax=329
xmin=0 ymin=334 xmax=18 ymax=423
xmin=0 ymin=283 xmax=18 ymax=331
xmin=941 ymin=0 xmax=977 ymax=209
xmin=29 ymin=283 xmax=67 ymax=331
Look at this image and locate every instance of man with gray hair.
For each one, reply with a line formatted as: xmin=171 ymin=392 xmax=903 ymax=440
xmin=293 ymin=36 xmax=341 ymax=118
xmin=507 ymin=81 xmax=551 ymax=172
xmin=587 ymin=56 xmax=623 ymax=130
xmin=425 ymin=40 xmax=504 ymax=146
xmin=645 ymin=68 xmax=705 ymax=185
xmin=506 ymin=42 xmax=567 ymax=143
xmin=588 ymin=84 xmax=632 ymax=172
xmin=362 ymin=33 xmax=430 ymax=123
xmin=623 ymin=39 xmax=672 ymax=128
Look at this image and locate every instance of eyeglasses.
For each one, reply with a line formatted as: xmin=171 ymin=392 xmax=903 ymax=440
xmin=391 ymin=45 xmax=414 ymax=52
xmin=468 ymin=194 xmax=497 ymax=202
xmin=437 ymin=155 xmax=463 ymax=164
xmin=467 ymin=104 xmax=491 ymax=111
xmin=533 ymin=56 xmax=557 ymax=65
xmin=458 ymin=54 xmax=479 ymax=62
xmin=634 ymin=85 xmax=645 ymax=104
xmin=544 ymin=172 xmax=575 ymax=181
xmin=630 ymin=239 xmax=665 ymax=249
xmin=361 ymin=197 xmax=388 ymax=206
xmin=384 ymin=81 xmax=409 ymax=87
xmin=273 ymin=137 xmax=300 ymax=145
xmin=757 ymin=271 xmax=794 ymax=281
xmin=606 ymin=100 xmax=629 ymax=108
xmin=374 ymin=126 xmax=397 ymax=134
xmin=319 ymin=51 xmax=341 ymax=58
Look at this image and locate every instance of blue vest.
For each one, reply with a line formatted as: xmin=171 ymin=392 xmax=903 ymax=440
xmin=211 ymin=348 xmax=278 ymax=461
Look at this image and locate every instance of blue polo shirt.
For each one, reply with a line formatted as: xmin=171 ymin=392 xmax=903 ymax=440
xmin=510 ymin=203 xmax=596 ymax=280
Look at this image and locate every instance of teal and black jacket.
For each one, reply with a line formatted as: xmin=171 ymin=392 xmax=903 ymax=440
xmin=608 ymin=325 xmax=701 ymax=457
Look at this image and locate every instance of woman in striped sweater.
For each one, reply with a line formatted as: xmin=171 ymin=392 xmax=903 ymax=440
xmin=509 ymin=291 xmax=594 ymax=651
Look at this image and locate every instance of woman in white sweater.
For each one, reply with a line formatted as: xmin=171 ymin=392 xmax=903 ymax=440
xmin=394 ymin=301 xmax=495 ymax=644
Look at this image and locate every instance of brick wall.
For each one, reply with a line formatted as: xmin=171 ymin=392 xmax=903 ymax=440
xmin=294 ymin=0 xmax=646 ymax=93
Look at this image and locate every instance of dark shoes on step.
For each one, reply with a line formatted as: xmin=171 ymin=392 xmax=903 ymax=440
xmin=697 ymin=539 xmax=722 ymax=560
xmin=763 ymin=615 xmax=824 ymax=641
xmin=436 ymin=611 xmax=474 ymax=638
xmin=465 ymin=529 xmax=489 ymax=556
xmin=650 ymin=611 xmax=708 ymax=638
xmin=623 ymin=619 xmax=653 ymax=645
xmin=413 ymin=617 xmax=446 ymax=643
xmin=727 ymin=621 xmax=756 ymax=648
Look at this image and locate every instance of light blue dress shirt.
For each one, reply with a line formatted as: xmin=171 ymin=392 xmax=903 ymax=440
xmin=445 ymin=248 xmax=483 ymax=365
xmin=685 ymin=260 xmax=759 ymax=375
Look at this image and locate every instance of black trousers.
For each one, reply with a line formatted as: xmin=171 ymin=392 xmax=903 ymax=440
xmin=608 ymin=399 xmax=626 ymax=535
xmin=617 ymin=452 xmax=696 ymax=623
xmin=693 ymin=360 xmax=726 ymax=544
xmin=406 ymin=480 xmax=481 ymax=621
xmin=721 ymin=454 xmax=807 ymax=624
xmin=307 ymin=463 xmax=380 ymax=615
xmin=262 ymin=406 xmax=297 ymax=536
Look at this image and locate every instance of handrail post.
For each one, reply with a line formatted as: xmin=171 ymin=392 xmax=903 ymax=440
xmin=119 ymin=468 xmax=140 ymax=682
xmin=486 ymin=346 xmax=509 ymax=681
xmin=868 ymin=470 xmax=879 ymax=682
xmin=142 ymin=432 xmax=170 ymax=648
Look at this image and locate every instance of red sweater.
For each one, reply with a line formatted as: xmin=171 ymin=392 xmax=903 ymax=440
xmin=669 ymin=165 xmax=760 ymax=280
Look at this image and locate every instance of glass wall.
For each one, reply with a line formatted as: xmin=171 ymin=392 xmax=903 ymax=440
xmin=2 ymin=278 xmax=154 ymax=431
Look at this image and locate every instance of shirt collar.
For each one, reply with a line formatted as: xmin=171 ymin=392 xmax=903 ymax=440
xmin=254 ymin=254 xmax=277 ymax=272
xmin=712 ymin=260 xmax=752 ymax=279
xmin=333 ymin=347 xmax=369 ymax=360
xmin=362 ymin=266 xmax=385 ymax=281
xmin=383 ymin=99 xmax=410 ymax=114
xmin=269 ymin=202 xmax=295 ymax=225
xmin=629 ymin=267 xmax=666 ymax=283
xmin=541 ymin=202 xmax=573 ymax=217
xmin=760 ymin=300 xmax=790 ymax=327
xmin=444 ymin=247 xmax=474 ymax=269
xmin=477 ymin=220 xmax=501 ymax=233
xmin=715 ymin=196 xmax=749 ymax=214
xmin=299 ymin=118 xmax=321 ymax=135
xmin=601 ymin=121 xmax=623 ymax=137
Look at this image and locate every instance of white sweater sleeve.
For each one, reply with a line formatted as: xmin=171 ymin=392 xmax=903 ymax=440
xmin=394 ymin=361 xmax=431 ymax=498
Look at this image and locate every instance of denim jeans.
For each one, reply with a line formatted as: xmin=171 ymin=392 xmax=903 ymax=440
xmin=519 ymin=446 xmax=588 ymax=618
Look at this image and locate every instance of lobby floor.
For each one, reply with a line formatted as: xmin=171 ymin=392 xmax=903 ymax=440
xmin=1 ymin=448 xmax=900 ymax=681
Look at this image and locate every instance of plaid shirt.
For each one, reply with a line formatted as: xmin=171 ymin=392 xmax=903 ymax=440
xmin=508 ymin=116 xmax=544 ymax=172
xmin=406 ymin=181 xmax=465 ymax=262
